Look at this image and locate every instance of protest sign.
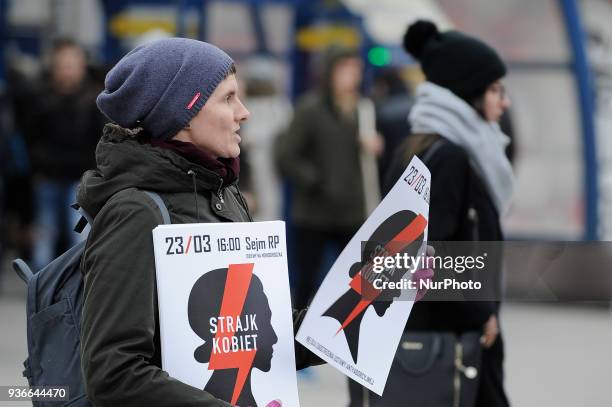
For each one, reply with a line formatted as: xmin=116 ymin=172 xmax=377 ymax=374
xmin=296 ymin=156 xmax=431 ymax=395
xmin=153 ymin=221 xmax=299 ymax=407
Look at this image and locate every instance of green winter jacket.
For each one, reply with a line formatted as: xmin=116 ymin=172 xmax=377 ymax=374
xmin=276 ymin=93 xmax=366 ymax=230
xmin=78 ymin=124 xmax=317 ymax=407
xmin=276 ymin=47 xmax=367 ymax=230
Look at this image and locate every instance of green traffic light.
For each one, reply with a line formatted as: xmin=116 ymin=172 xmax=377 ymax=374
xmin=368 ymin=46 xmax=391 ymax=66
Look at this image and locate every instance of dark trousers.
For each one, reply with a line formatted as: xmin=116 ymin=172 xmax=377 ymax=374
xmin=291 ymin=224 xmax=355 ymax=309
xmin=476 ymin=333 xmax=510 ymax=407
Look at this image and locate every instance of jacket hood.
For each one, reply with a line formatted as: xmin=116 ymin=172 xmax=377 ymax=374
xmin=320 ymin=45 xmax=359 ymax=107
xmin=77 ymin=123 xmax=226 ymax=217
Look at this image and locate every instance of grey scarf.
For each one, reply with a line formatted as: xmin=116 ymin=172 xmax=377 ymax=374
xmin=410 ymin=82 xmax=514 ymax=214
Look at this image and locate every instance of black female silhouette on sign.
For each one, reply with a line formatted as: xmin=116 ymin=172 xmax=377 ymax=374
xmin=188 ymin=264 xmax=278 ymax=406
xmin=322 ymin=210 xmax=426 ymax=363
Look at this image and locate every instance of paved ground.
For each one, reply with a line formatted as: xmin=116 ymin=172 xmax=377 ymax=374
xmin=1 ymin=264 xmax=611 ymax=407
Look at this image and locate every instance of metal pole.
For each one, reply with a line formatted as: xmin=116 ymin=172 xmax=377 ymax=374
xmin=249 ymin=0 xmax=269 ymax=54
xmin=176 ymin=0 xmax=188 ymax=37
xmin=559 ymin=0 xmax=599 ymax=240
xmin=199 ymin=0 xmax=208 ymax=41
xmin=101 ymin=0 xmax=124 ymax=64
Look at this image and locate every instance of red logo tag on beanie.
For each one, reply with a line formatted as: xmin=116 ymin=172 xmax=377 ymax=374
xmin=186 ymin=92 xmax=201 ymax=110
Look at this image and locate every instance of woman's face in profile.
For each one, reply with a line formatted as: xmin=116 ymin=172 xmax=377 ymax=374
xmin=174 ymin=74 xmax=250 ymax=158
xmin=251 ymin=291 xmax=278 ymax=372
xmin=483 ymin=80 xmax=511 ymax=123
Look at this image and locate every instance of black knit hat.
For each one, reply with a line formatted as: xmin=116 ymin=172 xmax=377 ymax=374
xmin=403 ymin=20 xmax=507 ymax=101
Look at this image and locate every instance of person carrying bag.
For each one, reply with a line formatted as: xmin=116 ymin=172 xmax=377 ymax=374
xmin=350 ymin=20 xmax=514 ymax=407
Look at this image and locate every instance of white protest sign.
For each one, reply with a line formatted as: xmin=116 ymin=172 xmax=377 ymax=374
xmin=296 ymin=156 xmax=431 ymax=395
xmin=153 ymin=221 xmax=299 ymax=407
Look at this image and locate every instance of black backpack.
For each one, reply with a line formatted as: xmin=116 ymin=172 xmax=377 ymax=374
xmin=12 ymin=190 xmax=170 ymax=406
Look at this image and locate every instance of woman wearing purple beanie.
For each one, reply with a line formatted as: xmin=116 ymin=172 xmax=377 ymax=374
xmin=77 ymin=38 xmax=321 ymax=407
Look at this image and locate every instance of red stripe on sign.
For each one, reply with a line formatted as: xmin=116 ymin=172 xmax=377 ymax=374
xmin=208 ymin=263 xmax=256 ymax=405
xmin=186 ymin=92 xmax=201 ymax=109
xmin=185 ymin=235 xmax=192 ymax=254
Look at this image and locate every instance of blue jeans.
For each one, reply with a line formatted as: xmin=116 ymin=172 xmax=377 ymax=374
xmin=32 ymin=180 xmax=88 ymax=271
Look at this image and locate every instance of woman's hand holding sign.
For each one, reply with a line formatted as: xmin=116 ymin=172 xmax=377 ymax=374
xmin=412 ymin=245 xmax=436 ymax=302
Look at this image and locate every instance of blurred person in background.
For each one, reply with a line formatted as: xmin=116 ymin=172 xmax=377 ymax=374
xmin=26 ymin=39 xmax=105 ymax=270
xmin=241 ymin=57 xmax=292 ymax=221
xmin=0 ymin=89 xmax=10 ymax=271
xmin=2 ymin=52 xmax=41 ymax=262
xmin=375 ymin=21 xmax=513 ymax=406
xmin=276 ymin=46 xmax=384 ymax=309
xmin=371 ymin=68 xmax=415 ymax=185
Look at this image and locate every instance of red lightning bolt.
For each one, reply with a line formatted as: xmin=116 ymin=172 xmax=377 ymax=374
xmin=335 ymin=214 xmax=428 ymax=335
xmin=208 ymin=263 xmax=256 ymax=405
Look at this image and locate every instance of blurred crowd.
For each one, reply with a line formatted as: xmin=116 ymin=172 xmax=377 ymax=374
xmin=1 ymin=39 xmax=105 ymax=272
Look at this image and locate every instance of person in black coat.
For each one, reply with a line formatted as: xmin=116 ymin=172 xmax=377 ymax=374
xmin=371 ymin=68 xmax=414 ymax=183
xmin=372 ymin=21 xmax=513 ymax=406
xmin=26 ymin=39 xmax=105 ymax=270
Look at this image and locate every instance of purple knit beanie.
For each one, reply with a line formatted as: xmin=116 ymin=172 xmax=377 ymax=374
xmin=97 ymin=38 xmax=234 ymax=140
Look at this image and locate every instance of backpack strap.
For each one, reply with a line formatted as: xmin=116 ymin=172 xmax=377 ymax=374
xmin=71 ymin=189 xmax=171 ymax=234
xmin=15 ymin=191 xmax=171 ymax=285
xmin=420 ymin=139 xmax=446 ymax=165
xmin=143 ymin=191 xmax=171 ymax=225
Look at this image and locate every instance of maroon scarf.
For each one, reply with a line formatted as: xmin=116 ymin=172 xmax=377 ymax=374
xmin=150 ymin=139 xmax=240 ymax=185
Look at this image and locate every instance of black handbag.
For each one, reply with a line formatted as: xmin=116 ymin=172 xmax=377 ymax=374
xmin=349 ymin=332 xmax=482 ymax=407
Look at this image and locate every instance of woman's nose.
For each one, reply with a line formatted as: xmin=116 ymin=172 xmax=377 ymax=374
xmin=502 ymin=94 xmax=511 ymax=109
xmin=237 ymin=100 xmax=250 ymax=122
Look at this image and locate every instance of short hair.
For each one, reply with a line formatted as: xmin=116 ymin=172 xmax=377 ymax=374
xmin=223 ymin=63 xmax=237 ymax=80
xmin=51 ymin=38 xmax=84 ymax=55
